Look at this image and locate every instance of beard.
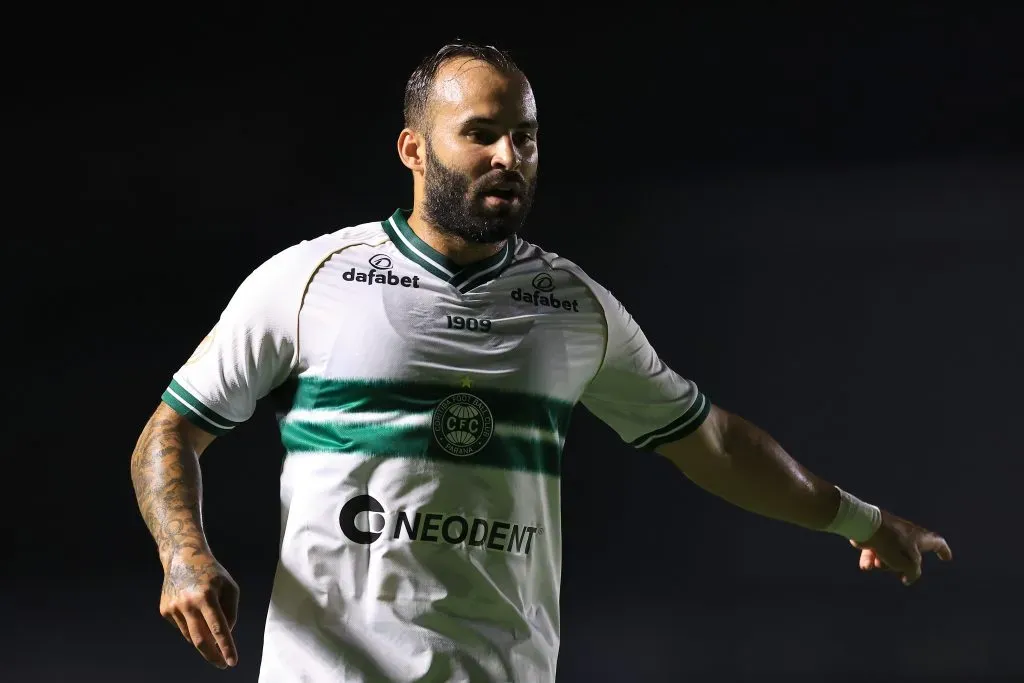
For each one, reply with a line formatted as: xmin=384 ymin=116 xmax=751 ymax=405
xmin=422 ymin=142 xmax=537 ymax=244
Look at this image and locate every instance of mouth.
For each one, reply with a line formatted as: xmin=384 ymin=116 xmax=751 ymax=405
xmin=479 ymin=183 xmax=523 ymax=205
xmin=484 ymin=188 xmax=518 ymax=201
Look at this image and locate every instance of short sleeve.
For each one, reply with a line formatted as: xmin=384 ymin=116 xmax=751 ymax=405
xmin=579 ymin=281 xmax=711 ymax=451
xmin=160 ymin=247 xmax=305 ymax=436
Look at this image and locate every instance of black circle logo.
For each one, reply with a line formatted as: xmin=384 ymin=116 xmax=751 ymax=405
xmin=369 ymin=254 xmax=393 ymax=270
xmin=531 ymin=273 xmax=555 ymax=292
xmin=339 ymin=494 xmax=386 ymax=544
xmin=431 ymin=393 xmax=494 ymax=457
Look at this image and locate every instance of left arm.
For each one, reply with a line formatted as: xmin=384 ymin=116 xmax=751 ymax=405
xmin=657 ymin=404 xmax=953 ymax=585
xmin=656 ymin=405 xmax=842 ymax=531
xmin=568 ymin=270 xmax=951 ymax=586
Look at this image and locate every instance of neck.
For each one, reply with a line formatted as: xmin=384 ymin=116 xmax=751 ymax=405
xmin=406 ymin=208 xmax=505 ymax=267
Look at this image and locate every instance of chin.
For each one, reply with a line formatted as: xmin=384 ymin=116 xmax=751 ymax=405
xmin=466 ymin=218 xmax=520 ymax=243
xmin=475 ymin=197 xmax=521 ymax=216
xmin=477 ymin=206 xmax=516 ymax=220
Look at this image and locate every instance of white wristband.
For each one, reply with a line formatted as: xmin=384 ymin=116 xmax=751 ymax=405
xmin=824 ymin=486 xmax=881 ymax=543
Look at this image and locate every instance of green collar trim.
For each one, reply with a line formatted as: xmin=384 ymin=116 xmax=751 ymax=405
xmin=381 ymin=209 xmax=515 ymax=293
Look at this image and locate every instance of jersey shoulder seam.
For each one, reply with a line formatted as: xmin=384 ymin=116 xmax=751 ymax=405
xmin=512 ymin=244 xmax=613 ymax=382
xmin=293 ymin=233 xmax=391 ymax=364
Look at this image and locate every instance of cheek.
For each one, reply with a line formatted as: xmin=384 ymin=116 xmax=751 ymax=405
xmin=441 ymin=153 xmax=491 ymax=182
xmin=523 ymin=149 xmax=539 ymax=171
xmin=434 ymin=135 xmax=488 ymax=169
xmin=465 ymin=151 xmax=497 ymax=175
xmin=518 ymin=154 xmax=539 ymax=182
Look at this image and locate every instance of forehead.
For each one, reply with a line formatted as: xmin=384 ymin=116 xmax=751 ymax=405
xmin=430 ymin=58 xmax=536 ymax=125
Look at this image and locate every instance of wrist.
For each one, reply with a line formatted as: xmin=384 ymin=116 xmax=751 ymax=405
xmin=823 ymin=486 xmax=882 ymax=542
xmin=159 ymin=540 xmax=213 ymax=571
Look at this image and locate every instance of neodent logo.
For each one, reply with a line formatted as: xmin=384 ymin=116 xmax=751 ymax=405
xmin=338 ymin=494 xmax=540 ymax=555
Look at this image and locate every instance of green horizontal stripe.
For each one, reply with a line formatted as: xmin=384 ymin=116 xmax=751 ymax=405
xmin=281 ymin=420 xmax=562 ymax=476
xmin=290 ymin=377 xmax=574 ymax=434
xmin=161 ymin=379 xmax=239 ymax=436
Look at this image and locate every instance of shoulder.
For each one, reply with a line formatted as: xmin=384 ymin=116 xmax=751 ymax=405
xmin=245 ymin=220 xmax=390 ymax=287
xmin=221 ymin=219 xmax=390 ymax=321
xmin=510 ymin=235 xmax=620 ymax=307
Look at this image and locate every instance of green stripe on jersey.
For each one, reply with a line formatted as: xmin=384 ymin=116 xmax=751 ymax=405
xmin=629 ymin=392 xmax=711 ymax=451
xmin=279 ymin=377 xmax=574 ymax=476
xmin=281 ymin=419 xmax=562 ymax=476
xmin=161 ymin=379 xmax=241 ymax=436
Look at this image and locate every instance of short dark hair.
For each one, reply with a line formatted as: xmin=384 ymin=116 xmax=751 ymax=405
xmin=403 ymin=42 xmax=522 ymax=132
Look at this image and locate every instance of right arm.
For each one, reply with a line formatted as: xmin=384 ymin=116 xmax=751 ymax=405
xmin=131 ymin=402 xmax=239 ymax=669
xmin=135 ymin=240 xmax=309 ymax=668
xmin=131 ymin=402 xmax=216 ymax=571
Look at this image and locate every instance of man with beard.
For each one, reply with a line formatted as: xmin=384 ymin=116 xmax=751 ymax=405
xmin=131 ymin=42 xmax=952 ymax=682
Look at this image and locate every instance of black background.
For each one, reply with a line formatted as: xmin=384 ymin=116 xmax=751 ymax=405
xmin=5 ymin=5 xmax=1023 ymax=682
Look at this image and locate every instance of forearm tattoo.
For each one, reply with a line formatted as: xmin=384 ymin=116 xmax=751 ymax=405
xmin=131 ymin=411 xmax=208 ymax=570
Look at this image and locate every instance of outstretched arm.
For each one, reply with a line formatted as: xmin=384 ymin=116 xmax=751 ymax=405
xmin=656 ymin=404 xmax=952 ymax=585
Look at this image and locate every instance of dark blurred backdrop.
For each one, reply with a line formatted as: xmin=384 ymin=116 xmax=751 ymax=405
xmin=4 ymin=5 xmax=1023 ymax=682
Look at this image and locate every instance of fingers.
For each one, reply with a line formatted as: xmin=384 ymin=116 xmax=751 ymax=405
xmin=901 ymin=543 xmax=924 ymax=585
xmin=921 ymin=533 xmax=953 ymax=561
xmin=852 ymin=539 xmax=897 ymax=573
xmin=852 ymin=540 xmax=876 ymax=571
xmin=161 ymin=591 xmax=238 ymax=669
xmin=165 ymin=611 xmax=191 ymax=641
xmin=859 ymin=548 xmax=874 ymax=570
xmin=199 ymin=599 xmax=238 ymax=668
xmin=221 ymin=581 xmax=240 ymax=631
xmin=182 ymin=607 xmax=229 ymax=669
xmin=902 ymin=561 xmax=922 ymax=586
xmin=899 ymin=532 xmax=951 ymax=586
xmin=852 ymin=524 xmax=952 ymax=586
xmin=853 ymin=542 xmax=887 ymax=572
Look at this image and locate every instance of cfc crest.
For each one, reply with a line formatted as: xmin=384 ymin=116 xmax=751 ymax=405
xmin=432 ymin=392 xmax=494 ymax=456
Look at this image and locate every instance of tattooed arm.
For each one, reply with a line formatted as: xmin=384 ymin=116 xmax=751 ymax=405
xmin=131 ymin=402 xmax=240 ymax=669
xmin=131 ymin=402 xmax=216 ymax=566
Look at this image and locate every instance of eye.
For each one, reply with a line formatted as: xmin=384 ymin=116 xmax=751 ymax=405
xmin=513 ymin=131 xmax=536 ymax=146
xmin=468 ymin=129 xmax=499 ymax=144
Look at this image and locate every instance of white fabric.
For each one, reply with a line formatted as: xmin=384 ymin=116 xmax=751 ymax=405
xmin=161 ymin=212 xmax=709 ymax=682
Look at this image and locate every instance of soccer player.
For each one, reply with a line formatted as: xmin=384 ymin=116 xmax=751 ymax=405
xmin=130 ymin=42 xmax=952 ymax=682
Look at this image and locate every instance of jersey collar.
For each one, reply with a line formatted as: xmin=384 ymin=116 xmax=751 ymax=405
xmin=382 ymin=209 xmax=516 ymax=293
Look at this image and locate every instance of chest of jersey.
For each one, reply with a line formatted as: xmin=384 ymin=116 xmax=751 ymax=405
xmin=298 ymin=245 xmax=607 ymax=404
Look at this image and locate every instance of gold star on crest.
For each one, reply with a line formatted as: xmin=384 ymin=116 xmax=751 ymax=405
xmin=459 ymin=375 xmax=474 ymax=388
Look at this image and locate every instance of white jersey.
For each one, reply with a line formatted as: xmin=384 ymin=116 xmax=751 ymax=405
xmin=162 ymin=209 xmax=710 ymax=682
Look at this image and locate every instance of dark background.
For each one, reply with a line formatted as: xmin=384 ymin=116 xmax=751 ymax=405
xmin=5 ymin=5 xmax=1023 ymax=682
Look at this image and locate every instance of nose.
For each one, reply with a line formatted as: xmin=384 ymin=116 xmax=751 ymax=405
xmin=491 ymin=133 xmax=521 ymax=172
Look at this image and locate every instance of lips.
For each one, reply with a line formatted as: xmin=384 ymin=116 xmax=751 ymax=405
xmin=481 ymin=182 xmax=523 ymax=201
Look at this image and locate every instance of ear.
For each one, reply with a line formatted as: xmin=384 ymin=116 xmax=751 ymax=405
xmin=397 ymin=128 xmax=425 ymax=173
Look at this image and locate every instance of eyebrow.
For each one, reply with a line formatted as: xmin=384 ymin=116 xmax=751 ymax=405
xmin=461 ymin=116 xmax=539 ymax=130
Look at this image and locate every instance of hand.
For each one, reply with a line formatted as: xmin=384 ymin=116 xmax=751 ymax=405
xmin=160 ymin=551 xmax=240 ymax=669
xmin=850 ymin=509 xmax=952 ymax=586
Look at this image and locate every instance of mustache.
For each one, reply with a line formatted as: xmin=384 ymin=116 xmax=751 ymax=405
xmin=475 ymin=171 xmax=528 ymax=193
